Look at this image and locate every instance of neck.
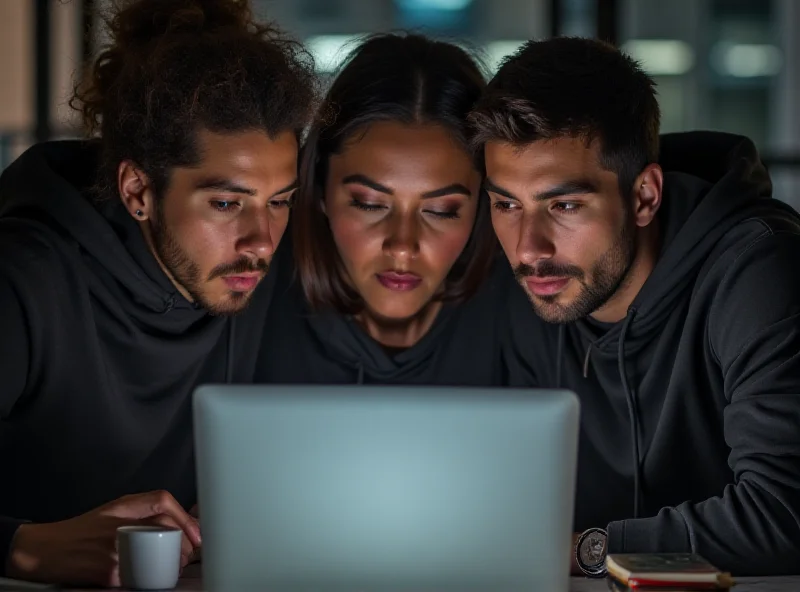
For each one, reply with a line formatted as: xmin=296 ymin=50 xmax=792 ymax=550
xmin=591 ymin=222 xmax=660 ymax=324
xmin=355 ymin=300 xmax=443 ymax=349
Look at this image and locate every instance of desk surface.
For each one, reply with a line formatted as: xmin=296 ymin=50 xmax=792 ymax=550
xmin=80 ymin=565 xmax=798 ymax=592
xmin=165 ymin=576 xmax=800 ymax=592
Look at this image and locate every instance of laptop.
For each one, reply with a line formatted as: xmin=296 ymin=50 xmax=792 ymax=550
xmin=193 ymin=385 xmax=580 ymax=592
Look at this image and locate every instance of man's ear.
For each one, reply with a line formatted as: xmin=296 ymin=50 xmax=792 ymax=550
xmin=118 ymin=161 xmax=156 ymax=221
xmin=631 ymin=163 xmax=663 ymax=228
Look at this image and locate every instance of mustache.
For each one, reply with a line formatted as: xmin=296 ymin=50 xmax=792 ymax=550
xmin=208 ymin=257 xmax=269 ymax=281
xmin=514 ymin=261 xmax=584 ymax=282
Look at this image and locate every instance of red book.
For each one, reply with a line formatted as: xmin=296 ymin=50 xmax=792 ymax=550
xmin=606 ymin=553 xmax=735 ymax=590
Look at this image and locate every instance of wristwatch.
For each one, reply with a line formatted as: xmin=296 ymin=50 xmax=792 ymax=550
xmin=575 ymin=527 xmax=608 ymax=578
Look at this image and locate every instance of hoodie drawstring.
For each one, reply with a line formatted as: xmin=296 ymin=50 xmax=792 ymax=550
xmin=556 ymin=325 xmax=565 ymax=387
xmin=356 ymin=362 xmax=365 ymax=385
xmin=224 ymin=318 xmax=236 ymax=384
xmin=552 ymin=313 xmax=644 ymax=518
xmin=617 ymin=307 xmax=641 ymax=518
xmin=163 ymin=294 xmax=176 ymax=314
xmin=582 ymin=343 xmax=593 ymax=378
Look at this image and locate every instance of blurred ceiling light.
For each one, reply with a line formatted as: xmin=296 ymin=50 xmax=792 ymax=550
xmin=622 ymin=39 xmax=695 ymax=76
xmin=711 ymin=42 xmax=783 ymax=78
xmin=395 ymin=0 xmax=474 ymax=10
xmin=485 ymin=40 xmax=526 ymax=72
xmin=306 ymin=34 xmax=364 ymax=73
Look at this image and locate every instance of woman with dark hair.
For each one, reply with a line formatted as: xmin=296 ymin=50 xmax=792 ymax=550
xmin=256 ymin=32 xmax=511 ymax=385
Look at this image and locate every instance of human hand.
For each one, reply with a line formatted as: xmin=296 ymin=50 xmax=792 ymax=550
xmin=186 ymin=504 xmax=202 ymax=563
xmin=5 ymin=490 xmax=201 ymax=587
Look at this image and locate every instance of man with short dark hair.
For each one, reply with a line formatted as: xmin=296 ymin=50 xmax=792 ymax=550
xmin=471 ymin=37 xmax=800 ymax=576
xmin=0 ymin=0 xmax=316 ymax=585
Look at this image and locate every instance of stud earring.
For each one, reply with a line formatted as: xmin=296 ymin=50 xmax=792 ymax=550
xmin=135 ymin=209 xmax=143 ymax=217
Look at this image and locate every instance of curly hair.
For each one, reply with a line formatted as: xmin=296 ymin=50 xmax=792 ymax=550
xmin=71 ymin=0 xmax=318 ymax=201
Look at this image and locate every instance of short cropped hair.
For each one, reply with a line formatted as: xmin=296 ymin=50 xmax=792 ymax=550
xmin=294 ymin=33 xmax=496 ymax=314
xmin=469 ymin=37 xmax=660 ymax=197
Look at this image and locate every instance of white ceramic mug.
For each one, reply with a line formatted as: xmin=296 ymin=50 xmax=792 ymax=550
xmin=117 ymin=526 xmax=182 ymax=590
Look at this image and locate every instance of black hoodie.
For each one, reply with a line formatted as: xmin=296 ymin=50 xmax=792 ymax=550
xmin=0 ymin=141 xmax=286 ymax=573
xmin=253 ymin=240 xmax=511 ymax=387
xmin=502 ymin=131 xmax=800 ymax=575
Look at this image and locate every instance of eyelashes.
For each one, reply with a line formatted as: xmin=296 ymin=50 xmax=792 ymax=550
xmin=490 ymin=201 xmax=583 ymax=215
xmin=209 ymin=197 xmax=293 ymax=213
xmin=348 ymin=199 xmax=384 ymax=212
xmin=431 ymin=210 xmax=460 ymax=220
xmin=210 ymin=200 xmax=240 ymax=212
xmin=491 ymin=201 xmax=514 ymax=214
xmin=348 ymin=198 xmax=461 ymax=220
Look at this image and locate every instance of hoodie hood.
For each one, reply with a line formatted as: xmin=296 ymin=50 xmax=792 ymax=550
xmin=578 ymin=131 xmax=779 ymax=355
xmin=564 ymin=131 xmax=800 ymax=519
xmin=0 ymin=140 xmax=237 ymax=383
xmin=0 ymin=139 xmax=193 ymax=318
xmin=306 ymin=305 xmax=458 ymax=384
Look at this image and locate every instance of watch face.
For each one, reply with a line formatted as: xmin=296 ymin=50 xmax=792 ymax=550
xmin=579 ymin=533 xmax=607 ymax=568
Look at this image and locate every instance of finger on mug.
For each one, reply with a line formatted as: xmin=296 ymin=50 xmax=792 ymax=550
xmin=144 ymin=491 xmax=201 ymax=546
xmin=146 ymin=514 xmax=195 ymax=566
xmin=109 ymin=491 xmax=201 ymax=547
xmin=188 ymin=544 xmax=203 ymax=564
xmin=109 ymin=563 xmax=121 ymax=589
xmin=85 ymin=552 xmax=121 ymax=588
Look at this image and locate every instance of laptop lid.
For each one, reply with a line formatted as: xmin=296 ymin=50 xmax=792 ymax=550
xmin=194 ymin=385 xmax=579 ymax=592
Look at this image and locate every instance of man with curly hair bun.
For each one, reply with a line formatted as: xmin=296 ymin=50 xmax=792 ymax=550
xmin=0 ymin=0 xmax=316 ymax=585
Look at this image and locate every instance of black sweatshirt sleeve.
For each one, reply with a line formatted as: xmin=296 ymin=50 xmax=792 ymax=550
xmin=607 ymin=230 xmax=800 ymax=575
xmin=0 ymin=274 xmax=31 ymax=576
xmin=0 ymin=274 xmax=28 ymax=418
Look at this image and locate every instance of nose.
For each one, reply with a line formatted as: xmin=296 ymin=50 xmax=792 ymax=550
xmin=516 ymin=210 xmax=555 ymax=266
xmin=382 ymin=210 xmax=420 ymax=263
xmin=237 ymin=208 xmax=275 ymax=261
